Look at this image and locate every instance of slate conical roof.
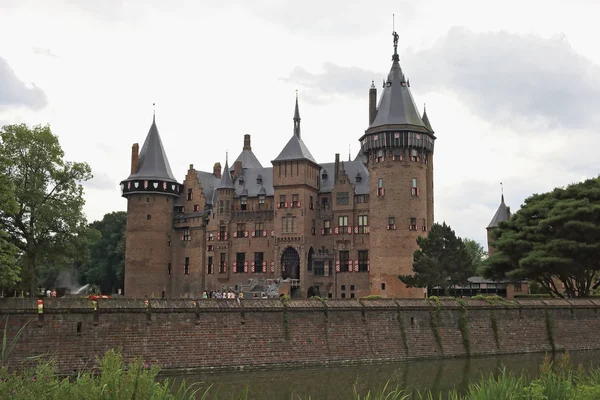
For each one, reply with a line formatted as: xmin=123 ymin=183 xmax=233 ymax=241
xmin=232 ymin=149 xmax=262 ymax=169
xmin=127 ymin=115 xmax=178 ymax=182
xmin=369 ymin=41 xmax=427 ymax=130
xmin=422 ymin=105 xmax=434 ymax=133
xmin=218 ymin=160 xmax=235 ymax=189
xmin=487 ymin=195 xmax=510 ymax=229
xmin=273 ymin=96 xmax=317 ymax=164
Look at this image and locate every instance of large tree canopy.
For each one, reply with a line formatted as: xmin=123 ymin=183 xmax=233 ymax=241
xmin=78 ymin=211 xmax=126 ymax=294
xmin=399 ymin=222 xmax=476 ymax=296
xmin=481 ymin=177 xmax=600 ymax=298
xmin=0 ymin=124 xmax=93 ymax=294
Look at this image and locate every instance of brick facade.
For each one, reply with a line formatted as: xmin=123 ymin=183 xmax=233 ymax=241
xmin=3 ymin=298 xmax=600 ymax=374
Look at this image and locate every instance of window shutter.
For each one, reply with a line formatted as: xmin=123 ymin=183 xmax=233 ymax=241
xmin=354 ymin=226 xmax=358 ymax=234
xmin=244 ymin=231 xmax=249 ymax=238
xmin=367 ymin=260 xmax=370 ymax=272
xmin=251 ymin=261 xmax=255 ymax=273
xmin=284 ymin=202 xmax=288 ymax=208
xmin=382 ymin=188 xmax=385 ymax=196
xmin=224 ymin=262 xmax=227 ymax=273
xmin=217 ymin=232 xmax=221 ymax=240
xmin=393 ymin=224 xmax=397 ymax=230
xmin=233 ymin=232 xmax=237 ymax=238
xmin=297 ymin=201 xmax=301 ymax=207
xmin=366 ymin=226 xmax=370 ymax=234
xmin=224 ymin=232 xmax=228 ymax=240
xmin=321 ymin=228 xmax=325 ymax=235
xmin=386 ymin=225 xmax=390 ymax=230
xmin=270 ymin=261 xmax=275 ymax=273
xmin=263 ymin=230 xmax=267 ymax=237
xmin=334 ymin=227 xmax=339 ymax=235
xmin=335 ymin=260 xmax=340 ymax=272
xmin=244 ymin=261 xmax=248 ymax=273
xmin=233 ymin=261 xmax=237 ymax=272
xmin=348 ymin=260 xmax=352 ymax=272
xmin=416 ymin=188 xmax=420 ymax=196
xmin=277 ymin=203 xmax=281 ymax=209
xmin=270 ymin=230 xmax=275 ymax=237
xmin=251 ymin=231 xmax=256 ymax=237
xmin=347 ymin=226 xmax=352 ymax=234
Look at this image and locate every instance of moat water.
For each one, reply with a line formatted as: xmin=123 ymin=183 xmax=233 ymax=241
xmin=165 ymin=350 xmax=600 ymax=399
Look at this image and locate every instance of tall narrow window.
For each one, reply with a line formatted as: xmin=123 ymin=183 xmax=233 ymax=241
xmin=236 ymin=223 xmax=246 ymax=238
xmin=338 ymin=215 xmax=348 ymax=229
xmin=208 ymin=233 xmax=214 ymax=241
xmin=167 ymin=263 xmax=171 ymax=275
xmin=219 ymin=200 xmax=224 ymax=214
xmin=236 ymin=253 xmax=245 ymax=273
xmin=409 ymin=217 xmax=417 ymax=231
xmin=225 ymin=200 xmax=230 ymax=212
xmin=309 ymin=196 xmax=314 ymax=209
xmin=422 ymin=218 xmax=427 ymax=232
xmin=358 ymin=250 xmax=369 ymax=272
xmin=323 ymin=220 xmax=331 ymax=236
xmin=240 ymin=196 xmax=247 ymax=211
xmin=254 ymin=252 xmax=264 ymax=273
xmin=187 ymin=188 xmax=193 ymax=201
xmin=208 ymin=256 xmax=213 ymax=274
xmin=255 ymin=221 xmax=264 ymax=237
xmin=388 ymin=217 xmax=396 ymax=230
xmin=339 ymin=251 xmax=349 ymax=272
xmin=411 ymin=178 xmax=418 ymax=196
xmin=219 ymin=253 xmax=226 ymax=273
xmin=182 ymin=228 xmax=190 ymax=241
xmin=279 ymin=195 xmax=286 ymax=208
xmin=376 ymin=149 xmax=384 ymax=163
xmin=184 ymin=257 xmax=190 ymax=275
xmin=258 ymin=195 xmax=265 ymax=209
xmin=358 ymin=215 xmax=368 ymax=233
xmin=219 ymin=225 xmax=226 ymax=240
xmin=292 ymin=194 xmax=299 ymax=208
xmin=377 ymin=178 xmax=384 ymax=196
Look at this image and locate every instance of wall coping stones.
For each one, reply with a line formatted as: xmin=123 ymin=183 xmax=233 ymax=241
xmin=361 ymin=299 xmax=398 ymax=309
xmin=44 ymin=298 xmax=94 ymax=313
xmin=0 ymin=298 xmax=37 ymax=313
xmin=285 ymin=299 xmax=325 ymax=311
xmin=95 ymin=298 xmax=148 ymax=312
xmin=148 ymin=299 xmax=196 ymax=311
xmin=242 ymin=299 xmax=284 ymax=311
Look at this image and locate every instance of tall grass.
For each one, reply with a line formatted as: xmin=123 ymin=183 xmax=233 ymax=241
xmin=1 ymin=349 xmax=599 ymax=399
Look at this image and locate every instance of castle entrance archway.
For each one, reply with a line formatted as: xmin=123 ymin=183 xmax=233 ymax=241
xmin=281 ymin=247 xmax=300 ymax=280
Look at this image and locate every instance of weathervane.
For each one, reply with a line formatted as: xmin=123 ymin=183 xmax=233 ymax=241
xmin=392 ymin=14 xmax=399 ymax=58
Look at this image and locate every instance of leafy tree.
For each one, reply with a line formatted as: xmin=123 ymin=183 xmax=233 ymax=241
xmin=399 ymin=222 xmax=476 ymax=296
xmin=0 ymin=124 xmax=94 ymax=294
xmin=481 ymin=177 xmax=600 ymax=298
xmin=0 ymin=171 xmax=20 ymax=288
xmin=78 ymin=211 xmax=126 ymax=294
xmin=463 ymin=238 xmax=487 ymax=274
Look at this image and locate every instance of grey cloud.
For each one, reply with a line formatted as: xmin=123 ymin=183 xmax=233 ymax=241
xmin=33 ymin=47 xmax=59 ymax=58
xmin=0 ymin=56 xmax=48 ymax=110
xmin=286 ymin=28 xmax=600 ymax=129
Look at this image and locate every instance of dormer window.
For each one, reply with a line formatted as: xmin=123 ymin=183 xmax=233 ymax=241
xmin=410 ymin=149 xmax=418 ymax=162
xmin=241 ymin=196 xmax=247 ymax=211
xmin=376 ymin=150 xmax=384 ymax=163
xmin=238 ymin=176 xmax=244 ymax=185
xmin=355 ymin=173 xmax=362 ymax=182
xmin=322 ymin=170 xmax=328 ymax=180
xmin=258 ymin=195 xmax=265 ymax=210
xmin=257 ymin=175 xmax=262 ymax=184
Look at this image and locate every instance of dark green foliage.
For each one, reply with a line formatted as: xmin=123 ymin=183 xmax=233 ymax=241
xmin=0 ymin=124 xmax=94 ymax=294
xmin=78 ymin=212 xmax=126 ymax=294
xmin=463 ymin=238 xmax=487 ymax=274
xmin=482 ymin=177 xmax=600 ymax=298
xmin=399 ymin=223 xmax=476 ymax=296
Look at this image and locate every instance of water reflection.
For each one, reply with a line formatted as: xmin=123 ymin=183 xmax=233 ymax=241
xmin=167 ymin=351 xmax=600 ymax=400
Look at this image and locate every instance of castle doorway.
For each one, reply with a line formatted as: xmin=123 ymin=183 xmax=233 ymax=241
xmin=281 ymin=247 xmax=300 ymax=280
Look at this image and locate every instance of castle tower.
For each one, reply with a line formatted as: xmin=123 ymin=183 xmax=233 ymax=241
xmin=486 ymin=194 xmax=511 ymax=255
xmin=359 ymin=32 xmax=436 ymax=298
xmin=120 ymin=114 xmax=182 ymax=298
xmin=271 ymin=95 xmax=320 ymax=297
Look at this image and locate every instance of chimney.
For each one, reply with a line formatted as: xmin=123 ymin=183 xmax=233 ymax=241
xmin=243 ymin=134 xmax=251 ymax=151
xmin=131 ymin=143 xmax=139 ymax=174
xmin=233 ymin=160 xmax=242 ymax=179
xmin=334 ymin=153 xmax=340 ymax=184
xmin=369 ymin=82 xmax=377 ymax=125
xmin=213 ymin=162 xmax=222 ymax=178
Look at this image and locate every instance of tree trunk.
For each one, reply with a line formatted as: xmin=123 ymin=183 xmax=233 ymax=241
xmin=25 ymin=249 xmax=37 ymax=296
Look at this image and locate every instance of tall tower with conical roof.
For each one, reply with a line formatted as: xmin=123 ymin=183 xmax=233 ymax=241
xmin=271 ymin=95 xmax=321 ymax=296
xmin=120 ymin=114 xmax=182 ymax=298
xmin=486 ymin=193 xmax=511 ymax=256
xmin=359 ymin=32 xmax=436 ymax=298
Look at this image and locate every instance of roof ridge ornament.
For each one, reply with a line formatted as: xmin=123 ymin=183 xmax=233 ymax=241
xmin=293 ymin=90 xmax=301 ymax=139
xmin=392 ymin=13 xmax=399 ymax=62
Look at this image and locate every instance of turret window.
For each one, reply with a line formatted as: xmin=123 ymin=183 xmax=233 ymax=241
xmin=208 ymin=256 xmax=214 ymax=274
xmin=184 ymin=257 xmax=190 ymax=275
xmin=377 ymin=178 xmax=385 ymax=197
xmin=279 ymin=195 xmax=286 ymax=209
xmin=393 ymin=148 xmax=403 ymax=161
xmin=376 ymin=149 xmax=384 ymax=163
xmin=323 ymin=220 xmax=331 ymax=236
xmin=167 ymin=263 xmax=171 ymax=275
xmin=182 ymin=228 xmax=190 ymax=241
xmin=387 ymin=217 xmax=396 ymax=230
xmin=409 ymin=218 xmax=417 ymax=231
xmin=292 ymin=194 xmax=299 ymax=208
xmin=422 ymin=219 xmax=427 ymax=232
xmin=411 ymin=178 xmax=419 ymax=196
xmin=219 ymin=253 xmax=226 ymax=273
xmin=410 ymin=149 xmax=418 ymax=162
xmin=219 ymin=200 xmax=224 ymax=214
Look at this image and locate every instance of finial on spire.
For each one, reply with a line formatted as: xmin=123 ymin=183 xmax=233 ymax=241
xmin=152 ymin=102 xmax=156 ymax=122
xmin=392 ymin=14 xmax=399 ymax=61
xmin=293 ymin=91 xmax=301 ymax=138
xmin=348 ymin=144 xmax=351 ymax=161
xmin=370 ymin=80 xmax=375 ymax=89
xmin=500 ymin=182 xmax=504 ymax=203
xmin=226 ymin=150 xmax=228 ymax=164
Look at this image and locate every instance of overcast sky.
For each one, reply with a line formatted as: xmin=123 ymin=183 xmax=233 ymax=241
xmin=1 ymin=0 xmax=599 ymax=248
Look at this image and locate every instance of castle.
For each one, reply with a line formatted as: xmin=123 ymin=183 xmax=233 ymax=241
xmin=120 ymin=33 xmax=438 ymax=299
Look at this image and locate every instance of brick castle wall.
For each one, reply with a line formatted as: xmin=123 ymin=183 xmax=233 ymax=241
xmin=2 ymin=298 xmax=599 ymax=374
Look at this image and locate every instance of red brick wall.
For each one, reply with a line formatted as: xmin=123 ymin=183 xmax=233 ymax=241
xmin=3 ymin=298 xmax=599 ymax=374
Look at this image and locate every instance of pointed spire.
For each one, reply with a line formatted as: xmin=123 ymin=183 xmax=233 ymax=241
xmin=422 ymin=103 xmax=434 ymax=132
xmin=501 ymin=182 xmax=505 ymax=204
xmin=487 ymin=186 xmax=509 ymax=229
xmin=370 ymin=80 xmax=376 ymax=89
xmin=293 ymin=90 xmax=301 ymax=138
xmin=218 ymin=156 xmax=235 ymax=189
xmin=125 ymin=112 xmax=177 ymax=182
